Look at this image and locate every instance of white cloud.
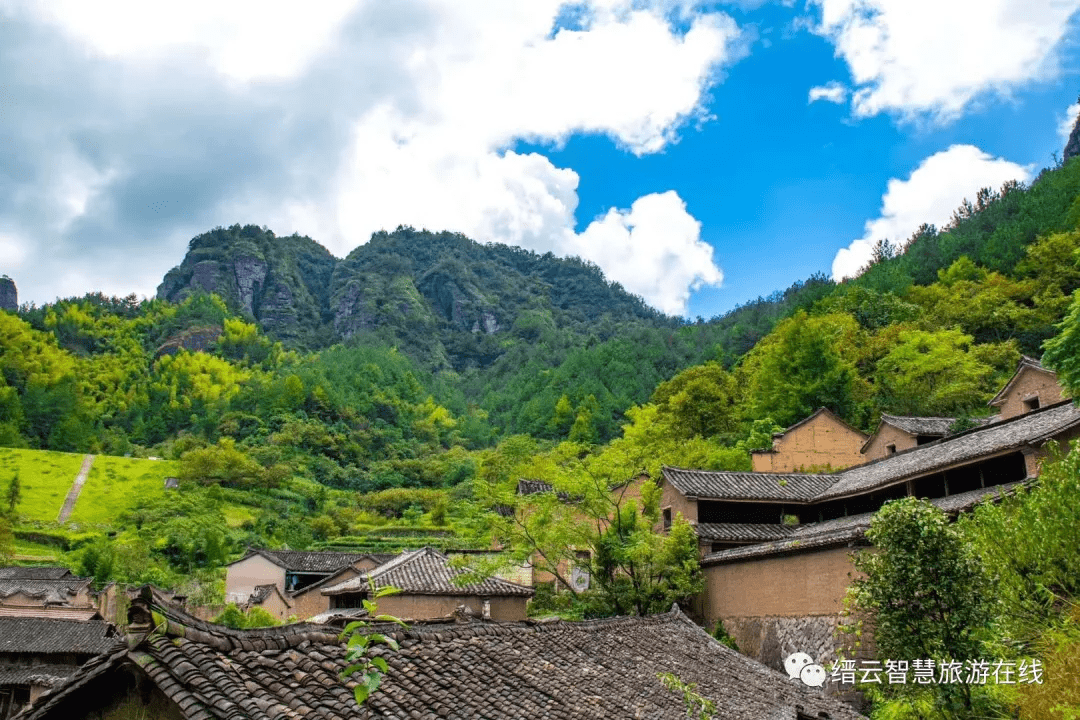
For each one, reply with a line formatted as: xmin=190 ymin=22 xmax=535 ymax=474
xmin=809 ymin=0 xmax=1080 ymax=121
xmin=571 ymin=191 xmax=720 ymax=315
xmin=1059 ymin=101 xmax=1080 ymax=144
xmin=4 ymin=0 xmax=740 ymax=313
xmin=808 ymin=81 xmax=847 ymax=104
xmin=831 ymin=145 xmax=1033 ymax=280
xmin=15 ymin=0 xmax=361 ymax=81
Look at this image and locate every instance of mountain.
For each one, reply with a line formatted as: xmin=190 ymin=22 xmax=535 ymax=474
xmin=157 ymin=225 xmax=337 ymax=348
xmin=158 ymin=224 xmax=676 ymax=368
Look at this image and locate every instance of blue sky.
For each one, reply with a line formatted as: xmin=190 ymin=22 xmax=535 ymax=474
xmin=2 ymin=1 xmax=1079 ymax=319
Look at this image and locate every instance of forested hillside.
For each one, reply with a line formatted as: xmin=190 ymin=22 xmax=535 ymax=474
xmin=1 ymin=152 xmax=1080 ymax=661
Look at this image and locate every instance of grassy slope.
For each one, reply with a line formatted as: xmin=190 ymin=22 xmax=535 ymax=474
xmin=0 ymin=447 xmax=88 ymax=522
xmin=67 ymin=455 xmax=178 ymax=526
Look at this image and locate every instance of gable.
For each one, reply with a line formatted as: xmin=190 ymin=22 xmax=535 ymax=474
xmin=991 ymin=364 xmax=1067 ymax=419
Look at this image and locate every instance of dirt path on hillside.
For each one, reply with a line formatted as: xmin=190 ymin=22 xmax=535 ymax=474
xmin=57 ymin=454 xmax=94 ymax=523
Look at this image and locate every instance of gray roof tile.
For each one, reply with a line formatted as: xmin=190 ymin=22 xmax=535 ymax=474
xmin=0 ymin=567 xmax=73 ymax=581
xmin=0 ymin=617 xmax=117 ymax=655
xmin=669 ymin=401 xmax=1080 ymax=504
xmin=21 ymin=590 xmax=866 ymax=720
xmin=322 ymin=548 xmax=534 ymax=597
xmin=0 ymin=578 xmax=92 ymax=604
xmin=694 ymin=523 xmax=797 ymax=542
xmin=664 ymin=467 xmax=838 ymax=501
xmin=236 ymin=549 xmax=374 ymax=574
xmin=821 ymin=402 xmax=1079 ymax=500
xmin=703 ymin=481 xmax=1026 ymax=564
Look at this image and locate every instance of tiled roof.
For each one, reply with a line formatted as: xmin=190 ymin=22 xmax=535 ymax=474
xmin=21 ymin=590 xmax=865 ymax=720
xmin=860 ymin=414 xmax=998 ymax=452
xmin=235 ymin=549 xmax=374 ymax=574
xmin=322 ymin=548 xmax=535 ymax=598
xmin=247 ymin=584 xmax=287 ymax=607
xmin=516 ymin=478 xmax=554 ymax=495
xmin=0 ymin=607 xmax=102 ymax=622
xmin=0 ymin=577 xmax=92 ymax=604
xmin=0 ymin=567 xmax=73 ymax=581
xmin=0 ymin=617 xmax=117 ymax=655
xmin=663 ymin=466 xmax=838 ymax=501
xmin=694 ymin=523 xmax=797 ymax=542
xmin=0 ymin=664 xmax=81 ymax=688
xmin=702 ymin=482 xmax=1026 ymax=565
xmin=308 ymin=607 xmax=370 ymax=625
xmin=820 ymin=401 xmax=1079 ymax=500
xmin=669 ymin=401 xmax=1080 ymax=504
xmin=880 ymin=414 xmax=959 ymax=436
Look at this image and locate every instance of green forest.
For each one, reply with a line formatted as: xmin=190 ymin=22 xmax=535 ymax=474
xmin=3 ymin=153 xmax=1080 ymax=718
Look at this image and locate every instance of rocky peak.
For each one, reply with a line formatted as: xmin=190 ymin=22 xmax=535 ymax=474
xmin=1065 ymin=94 xmax=1080 ymax=162
xmin=0 ymin=276 xmax=16 ymax=312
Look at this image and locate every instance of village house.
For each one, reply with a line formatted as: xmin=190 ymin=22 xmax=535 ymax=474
xmin=17 ymin=587 xmax=865 ymax=720
xmin=0 ymin=615 xmax=116 ymax=720
xmin=751 ymin=407 xmax=869 ymax=472
xmin=321 ymin=547 xmax=535 ymax=621
xmin=660 ymin=357 xmax=1079 ymax=671
xmin=285 ymin=553 xmax=397 ymax=621
xmin=0 ymin=567 xmax=118 ymax=627
xmin=860 ymin=414 xmax=990 ymax=460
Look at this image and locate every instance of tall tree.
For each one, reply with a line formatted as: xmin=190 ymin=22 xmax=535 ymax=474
xmin=849 ymin=497 xmax=992 ymax=715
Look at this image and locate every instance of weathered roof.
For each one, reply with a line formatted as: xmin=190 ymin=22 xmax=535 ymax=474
xmin=0 ymin=617 xmax=117 ymax=655
xmin=0 ymin=577 xmax=92 ymax=604
xmin=669 ymin=401 xmax=1080 ymax=504
xmin=0 ymin=607 xmax=102 ymax=622
xmin=694 ymin=523 xmax=796 ymax=542
xmin=663 ymin=466 xmax=838 ymax=501
xmin=517 ymin=478 xmax=554 ymax=495
xmin=0 ymin=664 xmax=81 ymax=689
xmin=21 ymin=591 xmax=865 ymax=720
xmin=0 ymin=567 xmax=73 ymax=581
xmin=772 ymin=406 xmax=869 ymax=440
xmin=321 ymin=547 xmax=535 ymax=598
xmin=231 ymin=549 xmax=374 ymax=574
xmin=307 ymin=607 xmax=369 ymax=625
xmin=702 ymin=481 xmax=1026 ymax=565
xmin=990 ymin=356 xmax=1055 ymax=407
xmin=247 ymin=584 xmax=290 ymax=608
xmin=820 ymin=401 xmax=1079 ymax=500
xmin=860 ymin=414 xmax=999 ymax=452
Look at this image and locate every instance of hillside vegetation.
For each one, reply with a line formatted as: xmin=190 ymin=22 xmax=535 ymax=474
xmin=2 ymin=149 xmax=1080 ymax=718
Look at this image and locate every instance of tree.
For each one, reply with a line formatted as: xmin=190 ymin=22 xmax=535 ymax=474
xmin=743 ymin=311 xmax=867 ymax=428
xmin=473 ymin=440 xmax=705 ymax=615
xmin=0 ymin=516 xmax=13 ymax=565
xmin=5 ymin=471 xmax=20 ymax=515
xmin=650 ymin=362 xmax=740 ymax=439
xmin=848 ymin=497 xmax=992 ymax=715
xmin=1043 ymin=289 xmax=1080 ymax=397
xmin=873 ymin=328 xmax=1015 ymax=417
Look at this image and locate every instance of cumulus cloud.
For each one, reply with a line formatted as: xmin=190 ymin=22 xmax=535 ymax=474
xmin=831 ymin=145 xmax=1033 ymax=280
xmin=0 ymin=0 xmax=742 ymax=314
xmin=1059 ymin=102 xmax=1080 ymax=145
xmin=808 ymin=81 xmax=847 ymax=104
xmin=571 ymin=192 xmax=720 ymax=315
xmin=809 ymin=0 xmax=1080 ymax=121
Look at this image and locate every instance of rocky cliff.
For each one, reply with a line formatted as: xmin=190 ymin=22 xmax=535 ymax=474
xmin=1065 ymin=94 xmax=1080 ymax=162
xmin=0 ymin=276 xmax=16 ymax=312
xmin=157 ymin=225 xmax=336 ymax=348
xmin=158 ymin=224 xmax=673 ymax=369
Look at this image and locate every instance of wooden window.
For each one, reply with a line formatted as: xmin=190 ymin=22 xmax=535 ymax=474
xmin=662 ymin=507 xmax=672 ymax=530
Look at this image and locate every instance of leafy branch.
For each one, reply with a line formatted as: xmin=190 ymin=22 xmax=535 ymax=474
xmin=657 ymin=672 xmax=715 ymax=720
xmin=338 ymin=584 xmax=408 ymax=706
